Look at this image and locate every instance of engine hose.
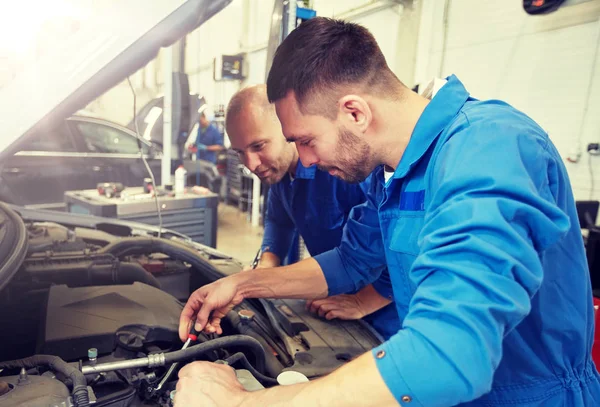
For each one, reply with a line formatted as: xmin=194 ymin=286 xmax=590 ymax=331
xmin=225 ymin=352 xmax=279 ymax=386
xmin=98 ymin=237 xmax=223 ymax=282
xmin=0 ymin=355 xmax=89 ymax=407
xmin=163 ymin=335 xmax=266 ymax=372
xmin=226 ymin=310 xmax=289 ymax=373
xmin=24 ymin=260 xmax=161 ymax=289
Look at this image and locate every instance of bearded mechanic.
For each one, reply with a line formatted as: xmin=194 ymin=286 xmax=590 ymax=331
xmin=224 ymin=84 xmax=400 ymax=339
xmin=175 ymin=17 xmax=600 ymax=407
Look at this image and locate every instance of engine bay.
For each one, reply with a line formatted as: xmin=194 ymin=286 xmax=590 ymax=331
xmin=0 ymin=203 xmax=381 ymax=406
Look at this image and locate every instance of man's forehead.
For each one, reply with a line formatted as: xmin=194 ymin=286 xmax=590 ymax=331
xmin=231 ymin=121 xmax=283 ymax=151
xmin=274 ymin=92 xmax=306 ymax=137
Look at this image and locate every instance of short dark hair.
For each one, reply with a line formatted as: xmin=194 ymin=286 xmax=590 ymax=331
xmin=266 ymin=17 xmax=403 ymax=116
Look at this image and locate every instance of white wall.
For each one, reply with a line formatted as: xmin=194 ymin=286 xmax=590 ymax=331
xmin=86 ymin=0 xmax=416 ymax=124
xmin=415 ymin=0 xmax=600 ymax=202
xmin=86 ymin=0 xmax=600 ymax=203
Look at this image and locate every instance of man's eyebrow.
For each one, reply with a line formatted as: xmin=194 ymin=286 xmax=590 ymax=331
xmin=286 ymin=134 xmax=311 ymax=143
xmin=244 ymin=140 xmax=266 ymax=150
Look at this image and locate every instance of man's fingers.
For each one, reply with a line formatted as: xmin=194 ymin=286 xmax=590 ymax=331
xmin=309 ymin=300 xmax=326 ymax=315
xmin=179 ymin=292 xmax=206 ymax=341
xmin=195 ymin=297 xmax=216 ymax=332
xmin=178 ymin=314 xmax=191 ymax=342
xmin=316 ymin=302 xmax=339 ymax=318
xmin=178 ymin=361 xmax=210 ymax=379
xmin=326 ymin=310 xmax=342 ymax=320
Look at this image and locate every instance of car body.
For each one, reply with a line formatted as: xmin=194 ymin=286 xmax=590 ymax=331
xmin=0 ymin=115 xmax=223 ymax=209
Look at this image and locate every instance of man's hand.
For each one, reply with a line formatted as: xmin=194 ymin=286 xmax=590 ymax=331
xmin=179 ymin=276 xmax=244 ymax=339
xmin=307 ymin=293 xmax=368 ymax=320
xmin=179 ymin=258 xmax=329 ymax=341
xmin=174 ymin=361 xmax=247 ymax=407
xmin=307 ymin=284 xmax=392 ymax=321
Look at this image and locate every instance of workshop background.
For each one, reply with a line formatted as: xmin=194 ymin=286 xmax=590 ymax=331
xmin=81 ymin=0 xmax=600 ymax=203
xmin=3 ymin=0 xmax=600 ymax=264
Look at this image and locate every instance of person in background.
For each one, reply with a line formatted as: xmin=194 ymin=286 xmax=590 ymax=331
xmin=225 ymin=84 xmax=400 ymax=339
xmin=193 ymin=111 xmax=223 ymax=164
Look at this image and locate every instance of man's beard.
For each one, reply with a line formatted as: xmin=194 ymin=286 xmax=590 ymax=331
xmin=256 ymin=150 xmax=294 ymax=185
xmin=317 ymin=127 xmax=373 ymax=184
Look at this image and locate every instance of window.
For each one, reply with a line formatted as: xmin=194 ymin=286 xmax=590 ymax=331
xmin=75 ymin=122 xmax=146 ymax=154
xmin=25 ymin=123 xmax=77 ymax=152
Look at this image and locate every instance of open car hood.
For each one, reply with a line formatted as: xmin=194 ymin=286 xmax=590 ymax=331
xmin=0 ymin=0 xmax=231 ymax=160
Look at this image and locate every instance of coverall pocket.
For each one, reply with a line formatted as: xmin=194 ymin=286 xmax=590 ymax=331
xmin=386 ymin=213 xmax=425 ymax=303
xmin=387 ymin=213 xmax=425 ymax=256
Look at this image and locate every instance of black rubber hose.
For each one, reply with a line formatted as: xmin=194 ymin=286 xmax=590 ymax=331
xmin=226 ymin=310 xmax=290 ymax=373
xmin=24 ymin=260 xmax=161 ymax=289
xmin=0 ymin=355 xmax=89 ymax=407
xmin=163 ymin=335 xmax=266 ymax=372
xmin=114 ymin=262 xmax=161 ymax=288
xmin=225 ymin=352 xmax=279 ymax=386
xmin=98 ymin=237 xmax=223 ymax=282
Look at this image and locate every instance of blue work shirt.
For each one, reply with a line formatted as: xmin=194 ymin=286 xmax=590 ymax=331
xmin=315 ymin=75 xmax=600 ymax=406
xmin=261 ymin=161 xmax=401 ymax=339
xmin=195 ymin=123 xmax=223 ymax=164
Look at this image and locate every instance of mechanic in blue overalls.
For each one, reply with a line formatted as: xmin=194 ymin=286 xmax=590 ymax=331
xmin=194 ymin=111 xmax=223 ymax=164
xmin=176 ymin=18 xmax=600 ymax=407
xmin=224 ymin=84 xmax=400 ymax=340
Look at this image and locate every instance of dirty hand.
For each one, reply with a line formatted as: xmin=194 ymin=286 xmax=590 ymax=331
xmin=306 ymin=293 xmax=367 ymax=320
xmin=174 ymin=361 xmax=248 ymax=407
xmin=179 ymin=276 xmax=244 ymax=339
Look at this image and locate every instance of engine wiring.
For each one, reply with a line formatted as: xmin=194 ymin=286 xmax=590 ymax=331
xmin=127 ymin=76 xmax=163 ymax=239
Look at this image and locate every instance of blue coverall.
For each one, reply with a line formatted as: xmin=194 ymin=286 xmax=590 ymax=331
xmin=261 ymin=161 xmax=401 ymax=339
xmin=195 ymin=122 xmax=223 ymax=164
xmin=315 ymin=75 xmax=600 ymax=406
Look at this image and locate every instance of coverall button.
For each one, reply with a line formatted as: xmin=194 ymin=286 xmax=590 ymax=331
xmin=376 ymin=350 xmax=386 ymax=359
xmin=402 ymin=395 xmax=412 ymax=403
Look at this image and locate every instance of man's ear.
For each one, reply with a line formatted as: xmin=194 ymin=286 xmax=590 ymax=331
xmin=338 ymin=95 xmax=372 ymax=133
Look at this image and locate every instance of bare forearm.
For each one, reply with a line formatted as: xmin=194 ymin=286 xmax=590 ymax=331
xmin=206 ymin=144 xmax=223 ymax=152
xmin=356 ymin=284 xmax=393 ymax=316
xmin=243 ymin=352 xmax=398 ymax=407
xmin=235 ymin=258 xmax=328 ymax=300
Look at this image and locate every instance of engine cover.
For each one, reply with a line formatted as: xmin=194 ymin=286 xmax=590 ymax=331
xmin=40 ymin=283 xmax=183 ymax=360
xmin=0 ymin=375 xmax=70 ymax=407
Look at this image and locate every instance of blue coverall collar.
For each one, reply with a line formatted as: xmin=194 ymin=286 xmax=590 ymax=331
xmin=391 ymin=75 xmax=470 ymax=181
xmin=294 ymin=160 xmax=317 ymax=180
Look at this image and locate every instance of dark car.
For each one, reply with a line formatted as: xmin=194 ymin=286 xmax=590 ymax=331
xmin=127 ymin=93 xmax=205 ymax=148
xmin=0 ymin=115 xmax=223 ymax=209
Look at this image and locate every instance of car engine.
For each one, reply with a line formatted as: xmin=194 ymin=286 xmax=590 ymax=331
xmin=0 ymin=203 xmax=381 ymax=406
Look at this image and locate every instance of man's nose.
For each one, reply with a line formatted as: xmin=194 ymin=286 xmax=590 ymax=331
xmin=297 ymin=145 xmax=319 ymax=168
xmin=244 ymin=152 xmax=261 ymax=172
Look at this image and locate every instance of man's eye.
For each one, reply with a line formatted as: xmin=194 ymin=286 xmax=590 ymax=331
xmin=252 ymin=143 xmax=265 ymax=151
xmin=299 ymin=139 xmax=312 ymax=147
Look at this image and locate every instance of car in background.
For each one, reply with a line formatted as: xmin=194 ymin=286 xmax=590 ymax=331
xmin=0 ymin=115 xmax=223 ymax=209
xmin=129 ymin=94 xmax=230 ymax=179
